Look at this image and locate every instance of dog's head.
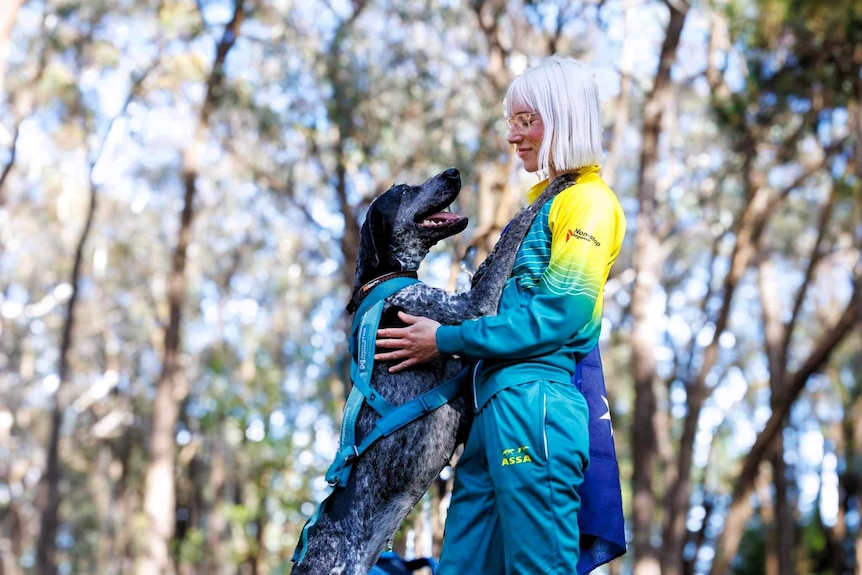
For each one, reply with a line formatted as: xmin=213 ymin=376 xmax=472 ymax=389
xmin=355 ymin=168 xmax=468 ymax=284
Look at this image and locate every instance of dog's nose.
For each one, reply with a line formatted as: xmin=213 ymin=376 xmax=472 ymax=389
xmin=444 ymin=167 xmax=459 ymax=180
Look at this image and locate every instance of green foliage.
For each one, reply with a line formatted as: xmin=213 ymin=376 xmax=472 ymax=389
xmin=40 ymin=61 xmax=79 ymax=108
xmin=734 ymin=0 xmax=861 ymax=105
xmin=157 ymin=0 xmax=204 ymax=38
xmin=799 ymin=513 xmax=831 ymax=574
xmin=157 ymin=52 xmax=209 ymax=89
xmin=174 ymin=527 xmax=205 ymax=565
xmin=87 ymin=40 xmax=121 ymax=68
xmin=715 ymin=0 xmax=862 ymax=168
xmin=731 ymin=523 xmax=766 ymax=575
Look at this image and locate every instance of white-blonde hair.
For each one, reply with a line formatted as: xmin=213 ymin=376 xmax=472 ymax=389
xmin=505 ymin=55 xmax=604 ymax=173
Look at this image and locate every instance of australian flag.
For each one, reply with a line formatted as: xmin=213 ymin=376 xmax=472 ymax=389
xmin=572 ymin=344 xmax=627 ymax=574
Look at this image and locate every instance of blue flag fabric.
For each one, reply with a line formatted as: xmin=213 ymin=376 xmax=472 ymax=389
xmin=573 ymin=345 xmax=627 ymax=574
xmin=371 ymin=551 xmax=438 ymax=575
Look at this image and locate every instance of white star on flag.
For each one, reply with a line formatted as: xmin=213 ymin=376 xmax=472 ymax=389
xmin=600 ymin=395 xmax=613 ymax=436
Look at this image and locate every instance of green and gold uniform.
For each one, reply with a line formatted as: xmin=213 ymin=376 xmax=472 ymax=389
xmin=436 ymin=166 xmax=626 ymax=575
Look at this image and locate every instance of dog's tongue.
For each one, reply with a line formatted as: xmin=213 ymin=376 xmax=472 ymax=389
xmin=420 ymin=212 xmax=461 ymax=227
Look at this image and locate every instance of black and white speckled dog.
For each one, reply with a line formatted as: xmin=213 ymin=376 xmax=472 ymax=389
xmin=292 ymin=167 xmax=570 ymax=575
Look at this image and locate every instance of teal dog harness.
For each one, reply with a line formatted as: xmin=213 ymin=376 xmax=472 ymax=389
xmin=293 ymin=275 xmax=469 ymax=565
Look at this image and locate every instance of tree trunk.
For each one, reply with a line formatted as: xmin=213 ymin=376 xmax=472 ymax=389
xmin=465 ymin=0 xmax=516 ymax=265
xmin=94 ymin=446 xmax=115 ymax=575
xmin=771 ymin=446 xmax=795 ymax=575
xmin=840 ymin=386 xmax=862 ymax=575
xmin=0 ymin=500 xmax=24 ymax=575
xmin=34 ymin=117 xmax=103 ymax=575
xmin=710 ymin=56 xmax=862 ymax=575
xmin=759 ymin=257 xmax=796 ymax=575
xmin=629 ymin=2 xmax=688 ymax=574
xmin=321 ymin=0 xmax=369 ymax=292
xmin=32 ymin=60 xmax=154 ymax=575
xmin=136 ymin=3 xmax=245 ymax=573
xmin=205 ymin=439 xmax=227 ymax=575
xmin=669 ymin=135 xmax=766 ymax=572
xmin=709 ymin=281 xmax=862 ymax=573
xmin=755 ymin=470 xmax=778 ymax=575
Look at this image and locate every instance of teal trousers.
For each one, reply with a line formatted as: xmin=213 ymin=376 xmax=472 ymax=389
xmin=438 ymin=379 xmax=590 ymax=575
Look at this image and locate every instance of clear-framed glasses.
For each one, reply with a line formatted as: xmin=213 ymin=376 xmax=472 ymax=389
xmin=505 ymin=112 xmax=541 ymax=134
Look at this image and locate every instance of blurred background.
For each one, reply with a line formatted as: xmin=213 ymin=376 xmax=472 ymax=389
xmin=0 ymin=0 xmax=860 ymax=574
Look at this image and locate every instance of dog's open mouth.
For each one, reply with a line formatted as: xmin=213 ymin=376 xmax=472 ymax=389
xmin=418 ymin=208 xmax=466 ymax=228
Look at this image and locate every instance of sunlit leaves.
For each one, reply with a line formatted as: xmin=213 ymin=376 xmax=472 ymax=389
xmin=86 ymin=39 xmax=121 ymax=67
xmin=157 ymin=0 xmax=204 ymax=38
xmin=39 ymin=60 xmax=79 ymax=107
xmin=154 ymin=52 xmax=209 ymax=91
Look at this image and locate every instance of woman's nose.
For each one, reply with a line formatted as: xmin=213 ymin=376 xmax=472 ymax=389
xmin=507 ymin=127 xmax=521 ymax=144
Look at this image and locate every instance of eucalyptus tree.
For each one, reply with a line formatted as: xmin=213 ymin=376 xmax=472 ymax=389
xmin=610 ymin=0 xmax=861 ymax=572
xmin=136 ymin=0 xmax=248 ymax=572
xmin=35 ymin=34 xmax=155 ymax=575
xmin=623 ymin=1 xmax=690 ymax=572
xmin=0 ymin=1 xmax=160 ymax=573
xmin=701 ymin=1 xmax=862 ymax=572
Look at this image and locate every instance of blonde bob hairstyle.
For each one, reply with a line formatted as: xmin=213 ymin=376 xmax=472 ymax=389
xmin=505 ymin=56 xmax=604 ymax=175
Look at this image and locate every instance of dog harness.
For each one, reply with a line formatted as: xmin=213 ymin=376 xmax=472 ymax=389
xmin=293 ymin=275 xmax=470 ymax=565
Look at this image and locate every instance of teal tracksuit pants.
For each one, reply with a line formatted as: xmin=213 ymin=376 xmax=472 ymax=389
xmin=438 ymin=379 xmax=590 ymax=575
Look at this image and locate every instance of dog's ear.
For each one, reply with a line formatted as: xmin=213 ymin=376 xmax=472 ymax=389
xmin=362 ymin=202 xmax=384 ymax=269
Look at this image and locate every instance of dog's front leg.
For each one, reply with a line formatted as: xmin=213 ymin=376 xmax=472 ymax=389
xmin=454 ymin=199 xmax=544 ymax=315
xmin=463 ymin=174 xmax=575 ymax=314
xmin=388 ymin=286 xmax=485 ymax=325
xmin=388 ymin=205 xmax=538 ymax=323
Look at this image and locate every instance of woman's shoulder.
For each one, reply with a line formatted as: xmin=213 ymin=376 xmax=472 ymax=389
xmin=558 ymin=170 xmax=620 ymax=211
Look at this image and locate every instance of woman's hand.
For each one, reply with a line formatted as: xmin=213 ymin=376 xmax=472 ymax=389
xmin=375 ymin=312 xmax=441 ymax=373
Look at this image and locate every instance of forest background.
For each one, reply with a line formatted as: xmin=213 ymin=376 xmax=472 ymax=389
xmin=0 ymin=0 xmax=860 ymax=574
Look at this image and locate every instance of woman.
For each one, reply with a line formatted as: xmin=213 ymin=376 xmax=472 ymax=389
xmin=375 ymin=55 xmax=626 ymax=574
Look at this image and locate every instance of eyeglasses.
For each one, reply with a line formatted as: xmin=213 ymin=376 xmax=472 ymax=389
xmin=505 ymin=112 xmax=541 ymax=135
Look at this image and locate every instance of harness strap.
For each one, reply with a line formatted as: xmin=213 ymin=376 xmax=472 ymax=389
xmin=327 ymin=364 xmax=469 ymax=487
xmin=294 ymin=276 xmax=468 ymax=565
xmin=293 ymin=489 xmax=327 ymax=564
xmin=348 ymin=298 xmax=397 ymax=418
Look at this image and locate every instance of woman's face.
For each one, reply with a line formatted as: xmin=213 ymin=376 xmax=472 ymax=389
xmin=506 ymin=105 xmax=544 ymax=173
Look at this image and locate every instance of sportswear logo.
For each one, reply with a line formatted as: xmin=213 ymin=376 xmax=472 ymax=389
xmin=501 ymin=445 xmax=532 ymax=466
xmin=566 ymin=228 xmax=601 ymax=247
xmin=358 ymin=325 xmax=370 ymax=371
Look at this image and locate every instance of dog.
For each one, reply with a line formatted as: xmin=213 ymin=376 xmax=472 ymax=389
xmin=292 ymin=167 xmax=570 ymax=575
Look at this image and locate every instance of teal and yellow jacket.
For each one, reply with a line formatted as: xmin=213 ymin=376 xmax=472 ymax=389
xmin=436 ymin=165 xmax=626 ymax=410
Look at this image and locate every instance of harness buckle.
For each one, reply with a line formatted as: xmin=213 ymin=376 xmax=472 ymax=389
xmin=325 ymin=445 xmax=361 ymax=487
xmin=344 ymin=445 xmax=359 ymax=462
